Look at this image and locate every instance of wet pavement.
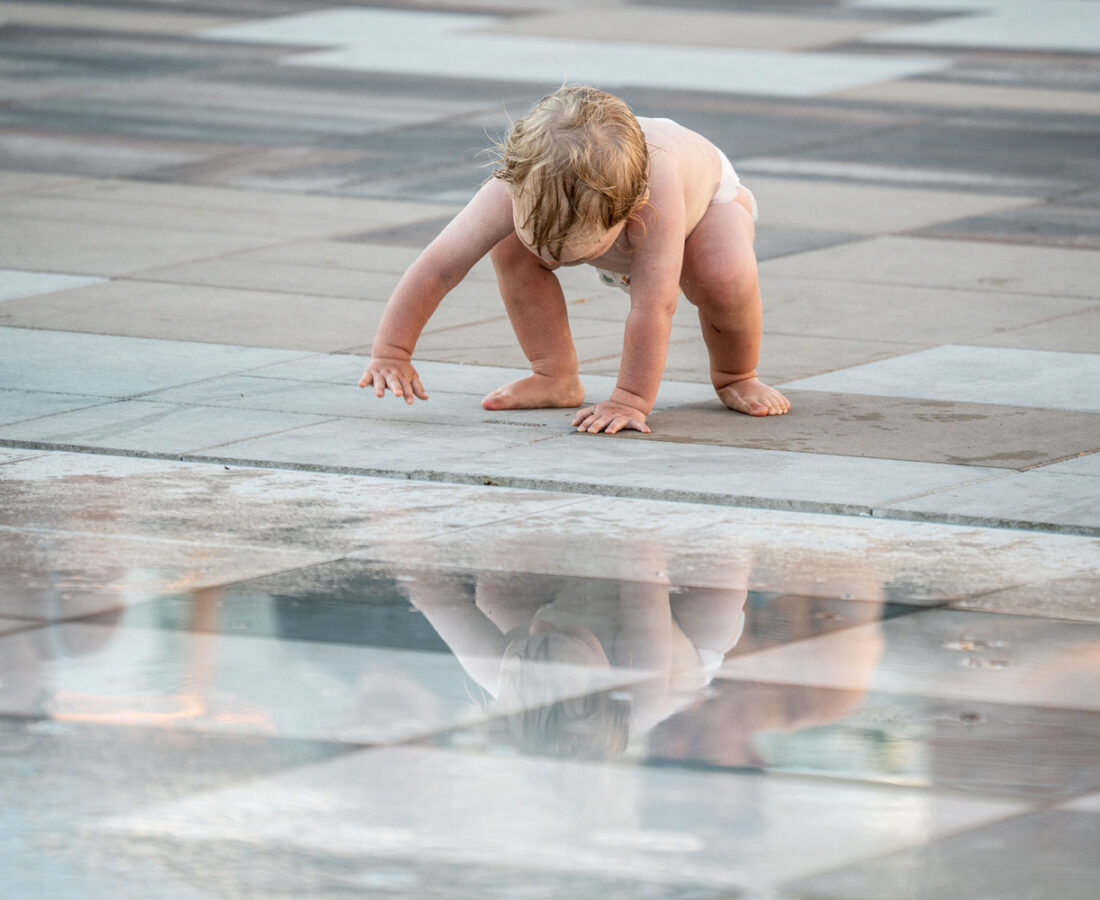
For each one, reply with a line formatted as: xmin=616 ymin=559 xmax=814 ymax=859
xmin=1 ymin=0 xmax=1099 ymax=897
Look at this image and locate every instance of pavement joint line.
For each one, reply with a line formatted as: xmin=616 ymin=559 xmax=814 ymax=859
xmin=2 ymin=439 xmax=1094 ymax=537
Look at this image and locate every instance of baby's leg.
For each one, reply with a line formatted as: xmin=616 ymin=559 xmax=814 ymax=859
xmin=680 ymin=196 xmax=789 ymax=416
xmin=481 ymin=232 xmax=585 ymax=410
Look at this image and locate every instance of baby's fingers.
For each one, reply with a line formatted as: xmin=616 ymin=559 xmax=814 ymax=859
xmin=571 ymin=405 xmax=597 ymax=427
xmin=411 ymin=375 xmax=428 ymax=401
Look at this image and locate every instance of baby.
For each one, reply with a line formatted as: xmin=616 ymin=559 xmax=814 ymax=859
xmin=359 ymin=84 xmax=790 ymax=434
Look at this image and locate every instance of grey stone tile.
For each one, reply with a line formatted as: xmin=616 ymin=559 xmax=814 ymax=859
xmin=1040 ymin=451 xmax=1100 ymax=477
xmin=761 ymin=277 xmax=1093 ymax=346
xmin=761 ymin=236 xmax=1100 ymax=299
xmin=0 ymin=400 xmax=334 ymax=456
xmin=1062 ymin=793 xmax=1100 ymax=814
xmin=425 ymin=436 xmax=1005 ymax=516
xmin=0 ymin=617 xmax=31 ymax=636
xmin=0 ymin=328 xmax=308 ymax=396
xmin=0 ymin=389 xmax=108 ymax=425
xmin=782 ymin=345 xmax=1100 ymax=413
xmin=192 ymin=416 xmax=556 ymax=472
xmin=0 ymin=214 xmax=279 ymax=276
xmin=642 ymin=392 xmax=1100 ymax=470
xmin=0 ymin=269 xmax=106 ymax=302
xmin=0 ymin=451 xmax=586 ymax=554
xmin=918 ymin=202 xmax=1100 ymax=250
xmin=0 ymin=280 xmax=390 ymax=351
xmin=784 ymin=810 xmax=1100 ymax=900
xmin=968 ymin=307 xmax=1100 ymax=354
xmin=879 ymin=470 xmax=1100 ymax=535
xmin=750 ymin=176 xmax=1031 ymax=235
xmin=951 ymin=575 xmax=1100 ymax=624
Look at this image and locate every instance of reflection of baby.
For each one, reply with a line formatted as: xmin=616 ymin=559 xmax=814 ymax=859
xmin=405 ymin=571 xmax=747 ymax=760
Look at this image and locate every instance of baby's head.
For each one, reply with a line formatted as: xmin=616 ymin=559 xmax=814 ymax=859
xmin=494 ymin=85 xmax=650 ymax=263
xmin=494 ymin=617 xmax=632 ymax=760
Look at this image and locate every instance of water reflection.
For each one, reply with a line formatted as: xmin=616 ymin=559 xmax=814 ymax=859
xmin=405 ymin=569 xmax=750 ymax=759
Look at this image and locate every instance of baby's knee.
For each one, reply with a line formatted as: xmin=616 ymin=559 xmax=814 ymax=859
xmin=685 ymin=252 xmax=758 ymax=308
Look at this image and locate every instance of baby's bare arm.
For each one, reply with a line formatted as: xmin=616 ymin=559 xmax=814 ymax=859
xmin=361 ymin=179 xmax=515 ymax=400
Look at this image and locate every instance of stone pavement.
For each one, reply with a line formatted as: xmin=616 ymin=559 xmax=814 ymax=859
xmin=1 ymin=2 xmax=1099 ymax=897
xmin=1 ymin=0 xmax=1098 ymax=535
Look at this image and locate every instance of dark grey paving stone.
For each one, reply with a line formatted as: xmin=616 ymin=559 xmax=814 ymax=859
xmin=785 ymin=809 xmax=1100 ymax=900
xmin=917 ymin=202 xmax=1100 ymax=250
xmin=641 ymin=392 xmax=1100 ymax=470
xmin=789 ymin=111 xmax=1100 ymax=190
xmin=755 ymin=228 xmax=865 ymax=261
xmin=342 ymin=214 xmax=458 ymax=247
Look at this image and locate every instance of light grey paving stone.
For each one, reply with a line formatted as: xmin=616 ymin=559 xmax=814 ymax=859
xmin=0 ymin=328 xmax=309 ymax=396
xmin=951 ymin=574 xmax=1100 ymax=624
xmin=0 ymin=401 xmax=334 ymax=456
xmin=0 ymin=451 xmax=587 ymax=553
xmin=0 ymin=280 xmax=391 ymax=351
xmin=1039 ymin=451 xmax=1100 ymax=477
xmin=0 ymin=618 xmax=32 ymax=636
xmin=969 ymin=307 xmax=1100 ymax=354
xmin=423 ymin=437 xmax=1005 ymax=516
xmin=0 ymin=269 xmax=105 ymax=302
xmin=750 ymin=176 xmax=1029 ymax=235
xmin=0 ymin=389 xmax=109 ymax=425
xmin=199 ymin=7 xmax=948 ymax=98
xmin=760 ymin=237 xmax=1100 ymax=300
xmin=0 ymin=215 xmax=280 ymax=277
xmin=760 ymin=277 xmax=1093 ymax=346
xmin=880 ymin=470 xmax=1100 ymax=535
xmin=642 ymin=392 xmax=1100 ymax=470
xmin=783 ymin=345 xmax=1100 ymax=413
xmin=192 ymin=417 xmax=557 ymax=472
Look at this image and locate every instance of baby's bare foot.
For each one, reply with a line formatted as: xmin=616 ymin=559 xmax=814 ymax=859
xmin=482 ymin=373 xmax=585 ymax=410
xmin=716 ymin=377 xmax=790 ymax=417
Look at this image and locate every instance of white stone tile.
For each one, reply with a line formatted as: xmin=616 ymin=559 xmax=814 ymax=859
xmin=425 ymin=436 xmax=1006 ymax=514
xmin=0 ymin=400 xmax=334 ymax=455
xmin=92 ymin=745 xmax=1024 ymax=893
xmin=0 ymin=269 xmax=105 ymax=302
xmin=880 ymin=470 xmax=1100 ymax=534
xmin=1040 ymin=452 xmax=1100 ymax=477
xmin=199 ymin=9 xmax=947 ymax=99
xmin=783 ymin=345 xmax=1100 ymax=413
xmin=0 ymin=389 xmax=109 ymax=425
xmin=719 ymin=607 xmax=1100 ymax=711
xmin=0 ymin=328 xmax=309 ymax=396
xmin=855 ymin=0 xmax=1100 ymax=54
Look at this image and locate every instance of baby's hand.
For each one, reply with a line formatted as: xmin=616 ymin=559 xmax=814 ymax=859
xmin=358 ymin=357 xmax=428 ymax=404
xmin=572 ymin=400 xmax=650 ymax=435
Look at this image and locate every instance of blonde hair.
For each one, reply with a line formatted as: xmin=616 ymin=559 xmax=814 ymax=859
xmin=493 ymin=85 xmax=650 ymax=262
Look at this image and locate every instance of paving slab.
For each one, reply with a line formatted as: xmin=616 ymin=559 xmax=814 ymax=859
xmin=827 ymin=79 xmax=1100 ymax=115
xmin=0 ymin=400 xmax=334 ymax=456
xmin=422 ymin=436 xmax=1006 ymax=516
xmin=783 ymin=345 xmax=1100 ymax=413
xmin=0 ymin=214 xmax=282 ymax=277
xmin=761 ymin=277 xmax=1093 ymax=345
xmin=0 ymin=327 xmax=308 ymax=396
xmin=641 ymin=392 xmax=1100 ymax=469
xmin=1040 ymin=451 xmax=1100 ymax=477
xmin=760 ymin=236 xmax=1100 ymax=299
xmin=0 ymin=268 xmax=105 ymax=301
xmin=198 ymin=8 xmax=948 ymax=99
xmin=968 ymin=307 xmax=1100 ymax=354
xmin=878 ymin=469 xmax=1100 ymax=535
xmin=0 ymin=280 xmax=392 ymax=351
xmin=0 ymin=389 xmax=109 ymax=425
xmin=950 ymin=574 xmax=1100 ymax=624
xmin=918 ymin=202 xmax=1100 ymax=250
xmin=749 ymin=177 xmax=1030 ymax=234
xmin=481 ymin=8 xmax=900 ymax=51
xmin=0 ymin=1 xmax=238 ymax=34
